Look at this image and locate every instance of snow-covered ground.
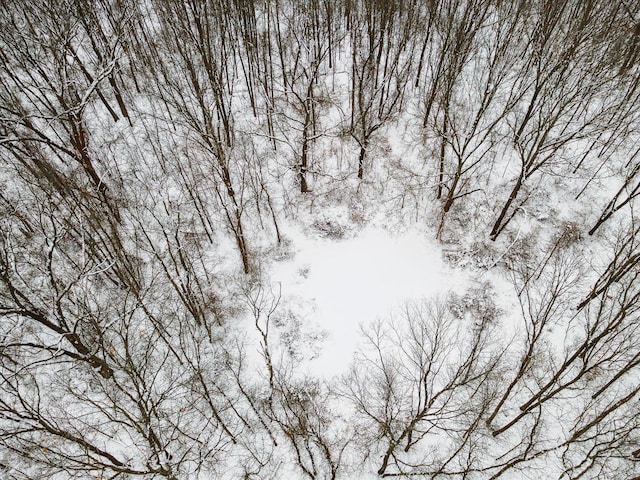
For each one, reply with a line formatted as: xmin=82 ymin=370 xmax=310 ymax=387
xmin=3 ymin=2 xmax=640 ymax=478
xmin=269 ymin=225 xmax=469 ymax=377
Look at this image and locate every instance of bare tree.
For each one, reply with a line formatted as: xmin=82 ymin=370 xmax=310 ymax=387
xmin=488 ymin=0 xmax=627 ymax=240
xmin=138 ymin=0 xmax=251 ymax=273
xmin=491 ymin=221 xmax=640 ymax=446
xmin=346 ymin=0 xmax=416 ymax=179
xmin=0 ymin=0 xmax=126 ymax=220
xmin=266 ymin=2 xmax=334 ymax=193
xmin=430 ymin=0 xmax=528 ymax=238
xmin=485 ymin=226 xmax=584 ymax=429
xmin=588 ymin=140 xmax=640 ymax=235
xmin=341 ymin=297 xmax=502 ymax=476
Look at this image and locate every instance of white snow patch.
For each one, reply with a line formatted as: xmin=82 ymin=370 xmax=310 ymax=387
xmin=270 ymin=226 xmax=466 ymax=377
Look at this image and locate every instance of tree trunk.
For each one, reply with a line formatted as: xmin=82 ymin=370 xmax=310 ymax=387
xmin=357 ymin=143 xmax=366 ymax=179
xmin=490 ymin=172 xmax=524 ymax=241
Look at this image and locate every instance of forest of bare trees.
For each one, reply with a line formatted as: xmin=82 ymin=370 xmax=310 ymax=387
xmin=1 ymin=0 xmax=640 ymax=478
